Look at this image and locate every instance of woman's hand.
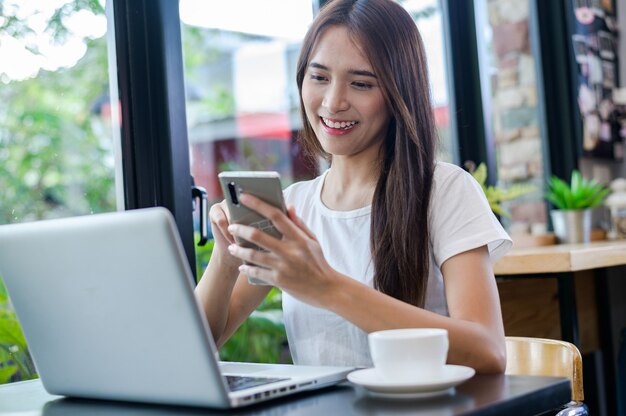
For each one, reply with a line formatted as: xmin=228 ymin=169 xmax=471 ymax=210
xmin=226 ymin=193 xmax=338 ymax=307
xmin=208 ymin=200 xmax=241 ymax=270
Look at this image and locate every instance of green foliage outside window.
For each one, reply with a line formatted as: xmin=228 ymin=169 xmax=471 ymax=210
xmin=0 ymin=278 xmax=36 ymax=384
xmin=220 ymin=288 xmax=289 ymax=364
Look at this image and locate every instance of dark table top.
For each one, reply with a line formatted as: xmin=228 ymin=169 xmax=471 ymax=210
xmin=0 ymin=374 xmax=570 ymax=416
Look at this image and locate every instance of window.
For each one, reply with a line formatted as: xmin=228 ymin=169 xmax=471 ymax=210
xmin=0 ymin=1 xmax=116 ymax=383
xmin=474 ymin=0 xmax=547 ymax=233
xmin=400 ymin=0 xmax=456 ymax=163
xmin=180 ymin=0 xmax=316 ymax=209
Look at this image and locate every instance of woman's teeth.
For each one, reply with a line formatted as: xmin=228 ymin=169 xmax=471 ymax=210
xmin=322 ymin=117 xmax=357 ymax=130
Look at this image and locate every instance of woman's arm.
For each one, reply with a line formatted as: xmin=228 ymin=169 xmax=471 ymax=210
xmin=194 ymin=200 xmax=271 ymax=347
xmin=322 ymin=246 xmax=506 ymax=373
xmin=227 ymin=193 xmax=506 ymax=373
xmin=195 ymin=259 xmax=271 ymax=348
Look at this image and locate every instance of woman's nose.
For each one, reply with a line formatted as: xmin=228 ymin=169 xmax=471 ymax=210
xmin=322 ymin=83 xmax=349 ymax=114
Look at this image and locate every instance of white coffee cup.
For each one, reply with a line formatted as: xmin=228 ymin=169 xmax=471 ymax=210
xmin=368 ymin=328 xmax=449 ymax=383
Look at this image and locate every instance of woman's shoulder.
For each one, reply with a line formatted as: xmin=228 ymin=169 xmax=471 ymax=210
xmin=429 ymin=161 xmax=512 ymax=264
xmin=432 ymin=161 xmax=474 ymax=190
xmin=433 ymin=161 xmax=468 ymax=181
xmin=430 ymin=161 xmax=486 ymax=205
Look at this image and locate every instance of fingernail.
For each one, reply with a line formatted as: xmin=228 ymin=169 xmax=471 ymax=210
xmin=227 ymin=224 xmax=236 ymax=233
xmin=228 ymin=244 xmax=236 ymax=253
xmin=239 ymin=193 xmax=249 ymax=203
xmin=239 ymin=265 xmax=248 ymax=273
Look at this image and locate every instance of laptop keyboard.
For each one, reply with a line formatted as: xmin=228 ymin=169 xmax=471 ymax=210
xmin=225 ymin=375 xmax=289 ymax=392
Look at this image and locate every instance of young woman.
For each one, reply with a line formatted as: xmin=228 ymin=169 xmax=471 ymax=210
xmin=195 ymin=0 xmax=511 ymax=374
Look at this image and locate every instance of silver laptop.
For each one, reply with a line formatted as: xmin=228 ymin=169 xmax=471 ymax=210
xmin=0 ymin=208 xmax=352 ymax=408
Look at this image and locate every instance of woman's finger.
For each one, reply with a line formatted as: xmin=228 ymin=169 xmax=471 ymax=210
xmin=239 ymin=264 xmax=276 ymax=286
xmin=209 ymin=201 xmax=235 ymax=245
xmin=228 ymin=243 xmax=278 ymax=269
xmin=238 ymin=193 xmax=300 ymax=238
xmin=228 ymin=223 xmax=283 ymax=253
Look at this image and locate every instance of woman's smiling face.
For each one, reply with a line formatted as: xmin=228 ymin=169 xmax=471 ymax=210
xmin=301 ymin=25 xmax=390 ymax=159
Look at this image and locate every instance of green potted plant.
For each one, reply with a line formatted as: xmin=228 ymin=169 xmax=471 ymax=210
xmin=546 ymin=170 xmax=610 ymax=244
xmin=466 ymin=162 xmax=535 ymax=218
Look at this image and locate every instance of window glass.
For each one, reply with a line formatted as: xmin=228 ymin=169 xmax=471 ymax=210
xmin=399 ymin=0 xmax=456 ymax=163
xmin=181 ymin=0 xmax=314 ymax=207
xmin=475 ymin=0 xmax=547 ymax=233
xmin=0 ymin=1 xmax=115 ymax=383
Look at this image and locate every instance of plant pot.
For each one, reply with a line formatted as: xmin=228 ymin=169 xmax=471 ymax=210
xmin=550 ymin=209 xmax=592 ymax=244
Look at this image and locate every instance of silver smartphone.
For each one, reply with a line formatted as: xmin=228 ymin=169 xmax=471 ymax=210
xmin=218 ymin=171 xmax=286 ymax=285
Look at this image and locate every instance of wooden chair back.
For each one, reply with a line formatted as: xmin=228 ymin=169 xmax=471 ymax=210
xmin=505 ymin=336 xmax=584 ymax=402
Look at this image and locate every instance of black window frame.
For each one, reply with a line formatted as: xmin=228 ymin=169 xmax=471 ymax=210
xmin=443 ymin=0 xmax=495 ymax=183
xmin=108 ymin=0 xmax=197 ymax=280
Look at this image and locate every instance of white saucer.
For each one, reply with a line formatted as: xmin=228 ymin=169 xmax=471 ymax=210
xmin=347 ymin=365 xmax=475 ymax=396
xmin=368 ymin=387 xmax=455 ymax=400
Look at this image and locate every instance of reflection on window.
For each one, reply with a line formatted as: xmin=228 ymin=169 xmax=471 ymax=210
xmin=0 ymin=1 xmax=115 ymax=384
xmin=475 ymin=0 xmax=547 ymax=233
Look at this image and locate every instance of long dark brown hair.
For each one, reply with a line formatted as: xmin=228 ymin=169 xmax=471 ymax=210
xmin=296 ymin=0 xmax=436 ymax=307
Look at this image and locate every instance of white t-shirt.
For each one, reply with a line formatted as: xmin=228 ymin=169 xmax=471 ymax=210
xmin=281 ymin=162 xmax=512 ymax=367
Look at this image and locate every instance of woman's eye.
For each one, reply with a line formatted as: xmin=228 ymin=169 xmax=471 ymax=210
xmin=309 ymin=74 xmax=327 ymax=82
xmin=353 ymin=81 xmax=373 ymax=90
